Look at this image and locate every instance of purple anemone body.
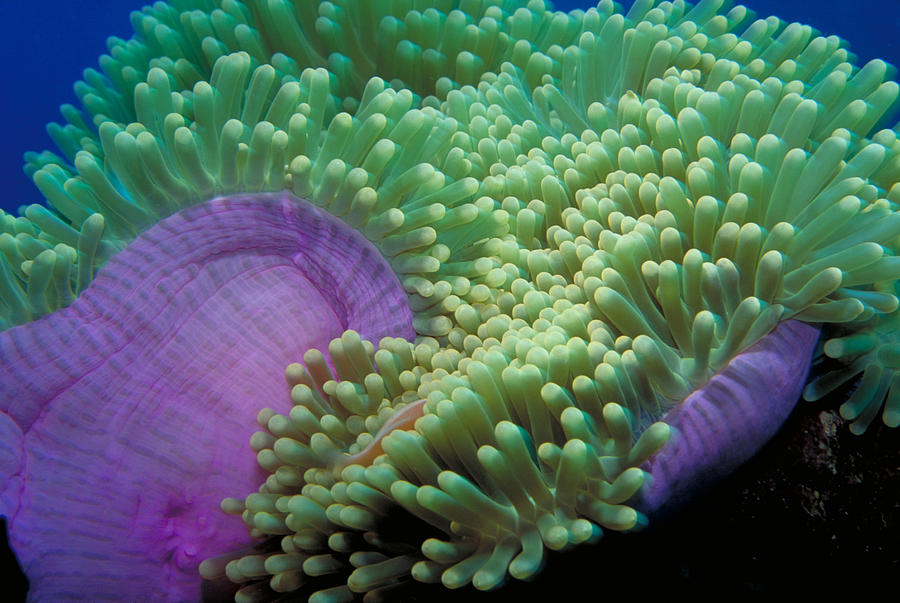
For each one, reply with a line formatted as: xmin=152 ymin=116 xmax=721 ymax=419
xmin=0 ymin=194 xmax=413 ymax=600
xmin=0 ymin=194 xmax=823 ymax=600
xmin=638 ymin=319 xmax=820 ymax=518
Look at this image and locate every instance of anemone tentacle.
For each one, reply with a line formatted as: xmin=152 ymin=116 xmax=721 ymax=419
xmin=2 ymin=0 xmax=900 ymax=601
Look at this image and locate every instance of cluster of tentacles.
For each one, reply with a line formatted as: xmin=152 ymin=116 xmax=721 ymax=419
xmin=2 ymin=0 xmax=900 ymax=601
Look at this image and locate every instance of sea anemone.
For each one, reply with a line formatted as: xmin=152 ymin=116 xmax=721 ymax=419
xmin=1 ymin=0 xmax=898 ymax=600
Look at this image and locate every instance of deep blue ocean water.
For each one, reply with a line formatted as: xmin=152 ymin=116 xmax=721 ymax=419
xmin=1 ymin=0 xmax=898 ymax=215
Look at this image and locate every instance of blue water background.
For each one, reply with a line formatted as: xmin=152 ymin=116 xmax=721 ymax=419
xmin=1 ymin=0 xmax=898 ymax=215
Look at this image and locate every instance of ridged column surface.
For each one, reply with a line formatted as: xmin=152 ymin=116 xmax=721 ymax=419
xmin=0 ymin=193 xmax=413 ymax=601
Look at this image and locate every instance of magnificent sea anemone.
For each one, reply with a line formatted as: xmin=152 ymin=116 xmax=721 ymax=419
xmin=1 ymin=0 xmax=898 ymax=600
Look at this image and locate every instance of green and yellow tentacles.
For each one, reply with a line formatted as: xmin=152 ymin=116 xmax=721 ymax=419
xmin=4 ymin=0 xmax=900 ymax=599
xmin=199 ymin=328 xmax=670 ymax=600
xmin=803 ymin=277 xmax=900 ymax=433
